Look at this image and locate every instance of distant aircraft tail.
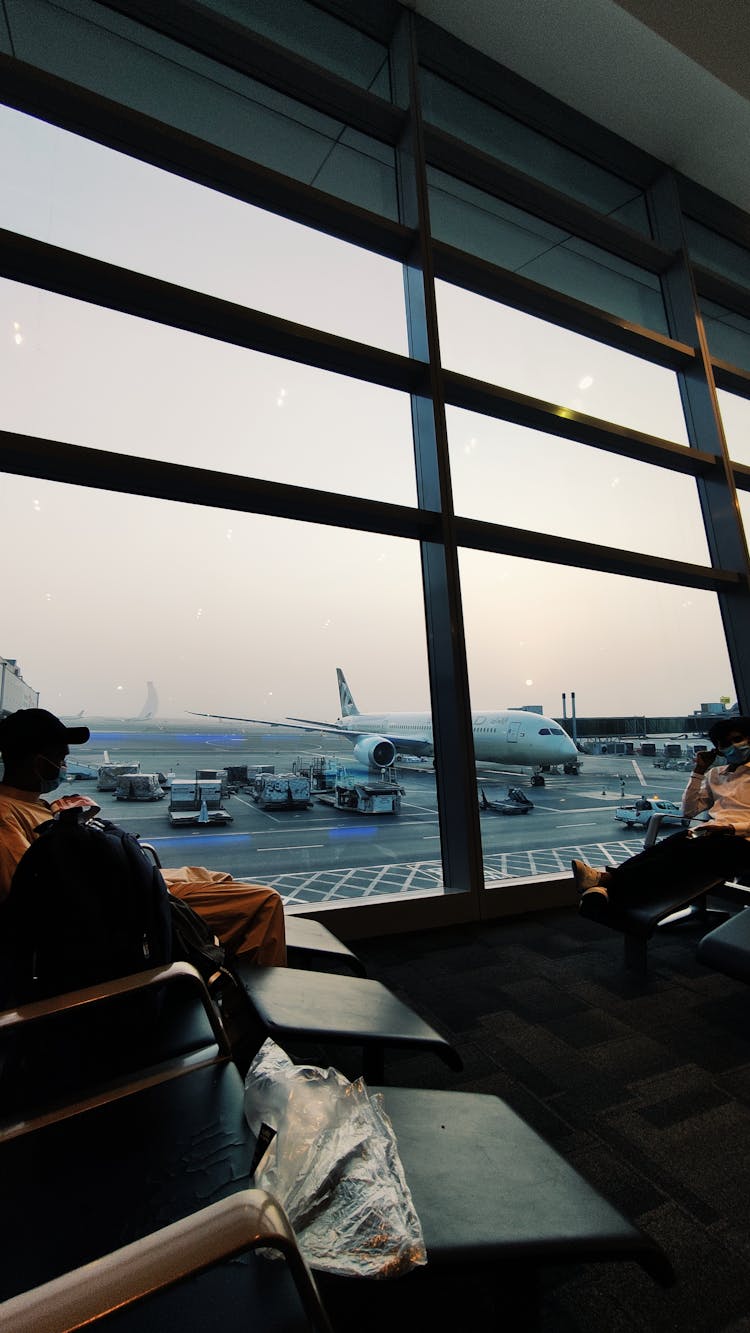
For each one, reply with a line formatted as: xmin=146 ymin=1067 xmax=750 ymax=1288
xmin=137 ymin=681 xmax=159 ymax=720
xmin=336 ymin=667 xmax=359 ymax=717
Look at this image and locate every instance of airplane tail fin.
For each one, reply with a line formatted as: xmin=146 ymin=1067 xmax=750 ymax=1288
xmin=336 ymin=667 xmax=359 ymax=717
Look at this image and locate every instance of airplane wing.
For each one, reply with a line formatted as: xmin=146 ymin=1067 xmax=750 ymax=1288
xmin=289 ymin=716 xmax=432 ymax=755
xmin=188 ymin=710 xmax=350 ymax=738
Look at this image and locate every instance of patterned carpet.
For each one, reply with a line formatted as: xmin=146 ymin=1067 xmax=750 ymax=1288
xmin=341 ymin=905 xmax=750 ymax=1332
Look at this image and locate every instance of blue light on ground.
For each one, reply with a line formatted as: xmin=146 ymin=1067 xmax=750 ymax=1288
xmin=327 ymin=826 xmax=378 ymax=839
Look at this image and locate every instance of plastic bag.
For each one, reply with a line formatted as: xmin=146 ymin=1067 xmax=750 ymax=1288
xmin=244 ymin=1039 xmax=427 ymax=1279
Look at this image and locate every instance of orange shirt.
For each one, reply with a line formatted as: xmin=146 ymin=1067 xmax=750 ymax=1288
xmin=0 ymin=785 xmax=54 ymax=901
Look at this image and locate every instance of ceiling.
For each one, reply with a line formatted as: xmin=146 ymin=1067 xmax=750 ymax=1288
xmin=411 ymin=0 xmax=750 ymax=213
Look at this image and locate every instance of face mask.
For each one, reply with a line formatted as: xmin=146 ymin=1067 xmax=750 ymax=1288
xmin=35 ymin=755 xmax=67 ymax=793
xmin=721 ymin=744 xmax=750 ymax=767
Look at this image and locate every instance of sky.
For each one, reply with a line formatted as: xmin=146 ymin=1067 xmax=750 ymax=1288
xmin=0 ymin=103 xmax=740 ymax=721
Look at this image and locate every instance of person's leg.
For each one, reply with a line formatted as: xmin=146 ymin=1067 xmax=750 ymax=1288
xmin=163 ymin=867 xmax=287 ymax=965
xmin=575 ymin=830 xmax=746 ymax=908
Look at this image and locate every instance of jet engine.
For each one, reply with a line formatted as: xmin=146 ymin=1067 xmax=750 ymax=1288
xmin=353 ymin=735 xmax=396 ymax=768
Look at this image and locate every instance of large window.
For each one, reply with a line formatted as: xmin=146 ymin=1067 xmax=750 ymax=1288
xmin=2 ymin=0 xmax=749 ymax=924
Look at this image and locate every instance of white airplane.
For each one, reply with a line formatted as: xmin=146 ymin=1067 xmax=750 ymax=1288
xmin=194 ymin=668 xmax=581 ymax=784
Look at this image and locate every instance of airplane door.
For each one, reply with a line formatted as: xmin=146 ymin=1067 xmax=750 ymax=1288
xmin=508 ymin=722 xmax=522 ymax=743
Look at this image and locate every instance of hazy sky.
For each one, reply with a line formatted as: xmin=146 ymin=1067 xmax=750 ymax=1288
xmin=0 ymin=104 xmax=738 ymax=720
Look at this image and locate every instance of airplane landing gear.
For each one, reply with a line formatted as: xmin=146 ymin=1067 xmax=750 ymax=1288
xmin=531 ymin=773 xmax=545 ymax=787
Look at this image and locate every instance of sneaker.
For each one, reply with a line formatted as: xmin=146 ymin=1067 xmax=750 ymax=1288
xmin=571 ymin=859 xmax=603 ymax=893
xmin=579 ymin=885 xmax=610 ymax=920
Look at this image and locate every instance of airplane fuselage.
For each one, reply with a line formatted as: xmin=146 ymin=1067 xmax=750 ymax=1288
xmin=337 ymin=709 xmax=579 ymax=769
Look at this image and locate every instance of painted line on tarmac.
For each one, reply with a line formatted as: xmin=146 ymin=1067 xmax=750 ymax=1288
xmin=257 ymin=843 xmax=325 ymax=852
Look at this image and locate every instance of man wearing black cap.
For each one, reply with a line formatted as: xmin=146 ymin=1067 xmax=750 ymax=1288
xmin=572 ymin=715 xmax=750 ymax=915
xmin=0 ymin=708 xmax=286 ymax=964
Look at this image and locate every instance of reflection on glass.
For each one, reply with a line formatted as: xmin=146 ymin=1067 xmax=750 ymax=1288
xmin=459 ymin=549 xmax=735 ymax=887
xmin=0 ymin=474 xmax=441 ymax=906
xmin=428 ymin=169 xmax=666 ymax=333
xmin=447 ymin=407 xmax=709 ymax=564
xmin=203 ymin=0 xmax=391 ymax=95
xmin=0 ymin=279 xmax=415 ymax=504
xmin=437 ymin=282 xmax=688 ymax=441
xmin=701 ymin=297 xmax=750 ymax=376
xmin=7 ymin=0 xmax=398 ymax=219
xmin=420 ymin=69 xmax=650 ymax=233
xmin=686 ymin=218 xmax=750 ymax=288
xmin=0 ymin=105 xmax=406 ymax=355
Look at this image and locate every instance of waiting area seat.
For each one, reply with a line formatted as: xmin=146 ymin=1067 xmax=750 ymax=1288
xmin=696 ymin=905 xmax=750 ymax=982
xmin=230 ymin=961 xmax=462 ymax=1082
xmin=0 ymin=968 xmax=674 ymax=1330
xmin=284 ymin=913 xmax=367 ymax=976
xmin=0 ymin=1190 xmax=332 ymax=1333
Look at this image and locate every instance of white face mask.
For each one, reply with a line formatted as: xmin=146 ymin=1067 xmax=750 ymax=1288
xmin=36 ymin=755 xmax=67 ymax=793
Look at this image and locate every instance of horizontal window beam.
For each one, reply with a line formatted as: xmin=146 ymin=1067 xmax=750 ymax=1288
xmin=713 ymin=360 xmax=750 ymax=401
xmin=97 ymin=0 xmax=404 ymax=144
xmin=444 ymin=371 xmax=718 ymax=477
xmin=0 ymin=56 xmax=413 ymax=263
xmin=0 ymin=430 xmax=437 ymax=540
xmin=0 ymin=228 xmax=425 ymax=395
xmin=433 ymin=240 xmax=695 ymax=372
xmin=678 ymin=173 xmax=750 ymax=255
xmin=455 ymin=515 xmax=740 ymax=593
xmin=425 ymin=125 xmax=672 ymax=274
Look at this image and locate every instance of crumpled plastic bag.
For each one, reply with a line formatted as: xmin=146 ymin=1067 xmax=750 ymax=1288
xmin=244 ymin=1039 xmax=426 ymax=1279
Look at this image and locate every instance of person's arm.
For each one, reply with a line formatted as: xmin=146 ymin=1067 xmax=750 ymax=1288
xmin=0 ymin=816 xmax=34 ymax=902
xmin=681 ymin=749 xmax=716 ymax=820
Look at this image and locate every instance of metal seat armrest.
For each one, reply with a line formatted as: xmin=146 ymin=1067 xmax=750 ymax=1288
xmin=0 ymin=1189 xmax=332 ymax=1333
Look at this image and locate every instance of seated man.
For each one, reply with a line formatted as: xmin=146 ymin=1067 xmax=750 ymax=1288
xmin=0 ymin=708 xmax=286 ymax=965
xmin=572 ymin=715 xmax=750 ymax=917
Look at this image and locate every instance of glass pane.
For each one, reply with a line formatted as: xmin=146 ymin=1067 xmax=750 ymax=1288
xmin=459 ymin=549 xmax=734 ymax=887
xmin=201 ymin=0 xmax=390 ymax=95
xmin=420 ymin=69 xmax=651 ymax=233
xmin=428 ymin=168 xmax=666 ymax=333
xmin=448 ymin=407 xmax=709 ymax=564
xmin=1 ymin=474 xmax=449 ymax=907
xmin=4 ymin=0 xmax=398 ymax=219
xmin=701 ymin=297 xmax=750 ymax=375
xmin=686 ymin=218 xmax=750 ymax=288
xmin=437 ymin=281 xmax=688 ymax=442
xmin=1 ymin=280 xmax=415 ymax=504
xmin=717 ymin=388 xmax=750 ymax=467
xmin=1 ymin=104 xmax=407 ymax=355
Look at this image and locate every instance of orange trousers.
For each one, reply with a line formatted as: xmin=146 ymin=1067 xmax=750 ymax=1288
xmin=162 ymin=866 xmax=287 ymax=966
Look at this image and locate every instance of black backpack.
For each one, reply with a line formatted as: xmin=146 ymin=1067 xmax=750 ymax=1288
xmin=2 ymin=807 xmax=173 ymax=1005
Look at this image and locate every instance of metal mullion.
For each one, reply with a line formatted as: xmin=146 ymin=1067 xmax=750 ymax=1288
xmin=648 ymin=170 xmax=750 ymax=710
xmin=734 ymin=464 xmax=750 ymax=493
xmin=96 ymin=0 xmax=404 ymax=145
xmin=424 ymin=124 xmax=671 ymax=275
xmin=0 ymin=430 xmax=435 ymax=540
xmin=391 ymin=12 xmax=484 ymax=900
xmin=0 ymin=55 xmax=412 ymax=265
xmin=443 ymin=370 xmax=717 ymax=478
xmin=454 ymin=516 xmax=738 ymax=595
xmin=0 ymin=229 xmax=425 ymax=396
xmin=433 ymin=240 xmax=695 ymax=373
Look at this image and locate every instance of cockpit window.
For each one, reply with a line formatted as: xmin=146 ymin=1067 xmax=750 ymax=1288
xmin=550 ymin=727 xmax=564 ymax=735
xmin=538 ymin=727 xmax=550 ymax=735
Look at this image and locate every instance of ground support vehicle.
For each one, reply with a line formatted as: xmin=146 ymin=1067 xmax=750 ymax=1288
xmin=168 ymin=778 xmax=233 ymax=826
xmin=251 ymin=773 xmax=312 ymax=810
xmin=317 ymin=777 xmax=404 ymax=814
xmin=615 ymin=798 xmax=688 ymax=830
xmin=479 ymin=786 xmax=534 ymax=814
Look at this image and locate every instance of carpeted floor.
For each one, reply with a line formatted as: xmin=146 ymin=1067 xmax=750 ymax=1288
xmin=335 ymin=905 xmax=750 ymax=1332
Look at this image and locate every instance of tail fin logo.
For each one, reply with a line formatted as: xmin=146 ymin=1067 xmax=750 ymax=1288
xmin=336 ymin=667 xmax=359 ymax=717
